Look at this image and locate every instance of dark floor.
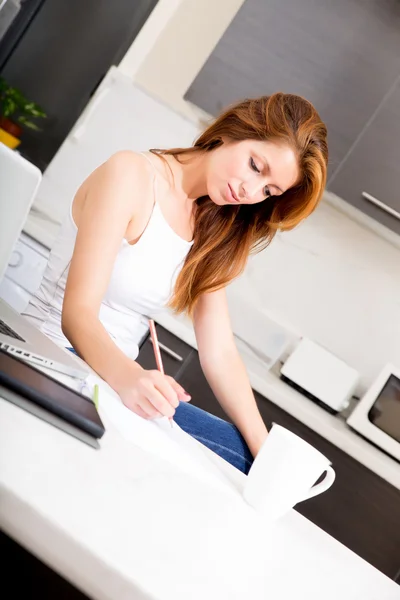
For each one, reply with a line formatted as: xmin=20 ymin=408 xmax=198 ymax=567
xmin=0 ymin=530 xmax=90 ymax=599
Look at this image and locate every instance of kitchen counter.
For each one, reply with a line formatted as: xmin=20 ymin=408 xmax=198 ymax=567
xmin=1 ymin=382 xmax=399 ymax=600
xmin=155 ymin=311 xmax=400 ymax=491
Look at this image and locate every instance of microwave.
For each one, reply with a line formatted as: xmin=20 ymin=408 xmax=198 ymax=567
xmin=347 ymin=364 xmax=400 ymax=462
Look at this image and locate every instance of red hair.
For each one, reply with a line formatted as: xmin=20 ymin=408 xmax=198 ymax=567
xmin=152 ymin=93 xmax=328 ymax=315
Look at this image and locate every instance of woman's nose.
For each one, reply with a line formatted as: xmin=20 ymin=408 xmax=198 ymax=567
xmin=241 ymin=182 xmax=265 ymax=202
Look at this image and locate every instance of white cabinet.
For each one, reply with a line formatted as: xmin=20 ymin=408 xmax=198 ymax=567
xmin=0 ymin=234 xmax=49 ymax=313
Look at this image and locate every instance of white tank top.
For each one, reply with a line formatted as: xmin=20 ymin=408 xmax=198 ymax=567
xmin=23 ymin=153 xmax=193 ymax=359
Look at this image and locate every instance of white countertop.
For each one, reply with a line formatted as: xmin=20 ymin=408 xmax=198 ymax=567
xmin=154 ymin=312 xmax=400 ymax=491
xmin=1 ymin=386 xmax=399 ymax=600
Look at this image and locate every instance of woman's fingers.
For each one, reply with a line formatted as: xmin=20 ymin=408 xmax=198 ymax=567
xmin=165 ymin=375 xmax=191 ymax=402
xmin=127 ymin=371 xmax=191 ymax=420
xmin=152 ymin=372 xmax=180 ymax=408
xmin=134 ymin=404 xmax=158 ymax=420
xmin=143 ymin=379 xmax=176 ymax=417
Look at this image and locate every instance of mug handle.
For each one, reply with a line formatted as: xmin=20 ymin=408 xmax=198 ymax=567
xmin=299 ymin=466 xmax=336 ymax=502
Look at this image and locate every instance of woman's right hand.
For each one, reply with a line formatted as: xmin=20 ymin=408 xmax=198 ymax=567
xmin=117 ymin=365 xmax=191 ymax=420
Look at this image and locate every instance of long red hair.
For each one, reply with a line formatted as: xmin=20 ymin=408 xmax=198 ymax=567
xmin=152 ymin=93 xmax=328 ymax=315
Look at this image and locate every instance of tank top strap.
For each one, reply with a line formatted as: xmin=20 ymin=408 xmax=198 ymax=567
xmin=139 ymin=151 xmax=193 ymax=247
xmin=140 ymin=151 xmax=158 ymax=206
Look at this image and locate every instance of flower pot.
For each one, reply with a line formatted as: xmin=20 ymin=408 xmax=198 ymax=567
xmin=0 ymin=127 xmax=21 ymax=149
xmin=0 ymin=117 xmax=22 ymax=149
xmin=0 ymin=116 xmax=22 ymax=138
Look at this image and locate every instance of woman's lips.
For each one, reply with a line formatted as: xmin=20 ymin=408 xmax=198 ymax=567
xmin=227 ymin=184 xmax=240 ymax=203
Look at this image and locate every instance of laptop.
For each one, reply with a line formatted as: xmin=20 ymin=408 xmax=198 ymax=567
xmin=0 ymin=143 xmax=89 ymax=379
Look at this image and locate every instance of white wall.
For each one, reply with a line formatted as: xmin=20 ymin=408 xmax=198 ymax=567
xmin=119 ymin=0 xmax=245 ymax=120
xmin=228 ymin=193 xmax=400 ymax=391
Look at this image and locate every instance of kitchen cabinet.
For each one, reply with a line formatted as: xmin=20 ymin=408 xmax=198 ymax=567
xmin=1 ymin=0 xmax=158 ymax=169
xmin=136 ymin=325 xmax=193 ymax=379
xmin=329 ymin=79 xmax=400 ymax=235
xmin=184 ymin=0 xmax=400 ymax=233
xmin=137 ymin=324 xmax=400 ymax=581
xmin=185 ymin=0 xmax=400 ymax=177
xmin=1 ymin=532 xmax=88 ymax=600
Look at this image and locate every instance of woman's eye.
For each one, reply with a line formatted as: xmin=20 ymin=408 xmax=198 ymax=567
xmin=250 ymin=157 xmax=260 ymax=173
xmin=264 ymin=186 xmax=271 ymax=198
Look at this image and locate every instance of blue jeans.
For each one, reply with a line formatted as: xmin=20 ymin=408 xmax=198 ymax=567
xmin=68 ymin=348 xmax=253 ymax=474
xmin=173 ymin=401 xmax=253 ymax=474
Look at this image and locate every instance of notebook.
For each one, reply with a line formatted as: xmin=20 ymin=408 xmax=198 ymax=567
xmin=0 ymin=349 xmax=105 ymax=448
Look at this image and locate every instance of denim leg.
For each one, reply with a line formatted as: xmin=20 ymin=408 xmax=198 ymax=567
xmin=174 ymin=401 xmax=253 ymax=475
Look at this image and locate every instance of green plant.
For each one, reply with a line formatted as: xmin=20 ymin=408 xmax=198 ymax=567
xmin=0 ymin=76 xmax=46 ymax=131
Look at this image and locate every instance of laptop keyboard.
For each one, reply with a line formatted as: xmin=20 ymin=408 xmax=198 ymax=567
xmin=0 ymin=319 xmax=26 ymax=342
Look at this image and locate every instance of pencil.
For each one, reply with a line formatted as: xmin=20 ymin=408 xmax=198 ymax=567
xmin=93 ymin=384 xmax=99 ymax=410
xmin=148 ymin=319 xmax=174 ymax=428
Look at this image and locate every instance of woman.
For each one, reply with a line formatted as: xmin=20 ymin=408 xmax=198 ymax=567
xmin=24 ymin=93 xmax=328 ymax=474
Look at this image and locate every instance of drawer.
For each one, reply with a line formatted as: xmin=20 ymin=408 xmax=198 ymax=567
xmin=136 ymin=325 xmax=193 ymax=378
xmin=5 ymin=238 xmax=48 ymax=294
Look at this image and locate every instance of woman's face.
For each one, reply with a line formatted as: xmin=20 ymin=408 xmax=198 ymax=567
xmin=206 ymin=139 xmax=299 ymax=206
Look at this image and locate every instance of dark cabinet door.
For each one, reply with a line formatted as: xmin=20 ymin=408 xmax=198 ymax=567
xmin=185 ymin=0 xmax=400 ymax=176
xmin=1 ymin=0 xmax=158 ymax=169
xmin=176 ymin=351 xmax=232 ymax=422
xmin=136 ymin=325 xmax=192 ymax=378
xmin=329 ymin=79 xmax=400 ymax=235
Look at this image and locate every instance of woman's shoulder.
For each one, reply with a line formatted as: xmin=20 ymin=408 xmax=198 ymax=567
xmin=74 ymin=151 xmax=156 ymax=230
xmin=82 ymin=150 xmax=155 ymax=204
xmin=101 ymin=150 xmax=152 ymax=179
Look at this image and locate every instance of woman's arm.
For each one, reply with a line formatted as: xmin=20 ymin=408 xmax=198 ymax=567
xmin=62 ymin=151 xmax=185 ymax=419
xmin=193 ymin=289 xmax=268 ymax=457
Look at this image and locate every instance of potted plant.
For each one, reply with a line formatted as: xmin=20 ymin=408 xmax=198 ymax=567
xmin=0 ymin=76 xmax=47 ymax=149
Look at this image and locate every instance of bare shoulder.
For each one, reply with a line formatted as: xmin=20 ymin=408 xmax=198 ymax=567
xmin=103 ymin=149 xmax=148 ymax=171
xmin=93 ymin=150 xmax=152 ymax=190
xmin=75 ymin=151 xmax=154 ymax=226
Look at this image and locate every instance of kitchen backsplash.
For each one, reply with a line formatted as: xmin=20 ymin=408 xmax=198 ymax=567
xmin=228 ymin=192 xmax=400 ymax=392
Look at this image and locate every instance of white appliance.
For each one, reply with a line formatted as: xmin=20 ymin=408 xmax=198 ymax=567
xmin=0 ymin=142 xmax=41 ymax=281
xmin=280 ymin=338 xmax=360 ymax=413
xmin=33 ymin=66 xmax=201 ymax=225
xmin=0 ymin=233 xmax=49 ymax=313
xmin=347 ymin=363 xmax=400 ymax=461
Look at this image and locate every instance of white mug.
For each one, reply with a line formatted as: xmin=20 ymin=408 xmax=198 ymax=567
xmin=243 ymin=423 xmax=335 ymax=521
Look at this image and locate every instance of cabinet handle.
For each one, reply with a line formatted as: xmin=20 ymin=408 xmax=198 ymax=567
xmin=362 ymin=192 xmax=400 ymax=221
xmin=8 ymin=251 xmax=23 ymax=269
xmin=149 ymin=338 xmax=183 ymax=362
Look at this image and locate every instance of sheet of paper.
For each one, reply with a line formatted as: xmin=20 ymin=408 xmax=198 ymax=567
xmin=86 ymin=375 xmax=242 ymax=495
